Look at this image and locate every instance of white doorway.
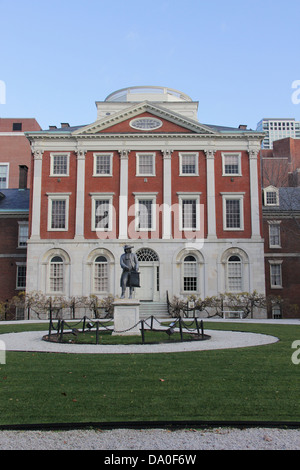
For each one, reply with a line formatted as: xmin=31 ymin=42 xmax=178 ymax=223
xmin=135 ymin=248 xmax=160 ymax=302
xmin=137 ymin=266 xmax=154 ymax=301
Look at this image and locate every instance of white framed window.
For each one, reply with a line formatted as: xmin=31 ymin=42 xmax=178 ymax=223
xmin=16 ymin=263 xmax=26 ymax=289
xmin=49 ymin=256 xmax=64 ymax=293
xmin=91 ymin=194 xmax=113 ymax=231
xmin=183 ymin=255 xmax=198 ymax=292
xmin=178 ymin=193 xmax=201 ymax=231
xmin=0 ymin=163 xmax=9 ymax=189
xmin=269 ymin=260 xmax=283 ymax=288
xmin=93 ymin=153 xmax=113 ymax=176
xmin=268 ymin=222 xmax=281 ymax=248
xmin=47 ymin=193 xmax=70 ymax=231
xmin=136 ymin=153 xmax=156 ymax=176
xmin=134 ymin=194 xmax=157 ymax=231
xmin=222 ymin=153 xmax=242 ymax=176
xmin=50 ymin=153 xmax=70 ymax=176
xmin=18 ymin=221 xmax=29 ymax=247
xmin=263 ymin=186 xmax=279 ymax=206
xmin=227 ymin=255 xmax=243 ymax=292
xmin=222 ymin=193 xmax=244 ymax=230
xmin=93 ymin=256 xmax=109 ymax=293
xmin=179 ymin=152 xmax=199 ymax=176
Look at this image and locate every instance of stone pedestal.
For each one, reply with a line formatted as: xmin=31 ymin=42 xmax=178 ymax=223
xmin=112 ymin=299 xmax=141 ymax=336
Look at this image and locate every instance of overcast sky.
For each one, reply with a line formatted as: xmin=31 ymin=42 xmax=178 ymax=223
xmin=0 ymin=0 xmax=299 ymax=130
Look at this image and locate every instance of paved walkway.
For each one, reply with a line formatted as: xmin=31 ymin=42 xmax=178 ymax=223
xmin=0 ymin=318 xmax=281 ymax=354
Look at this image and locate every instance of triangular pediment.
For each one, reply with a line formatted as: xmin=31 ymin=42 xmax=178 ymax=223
xmin=72 ymin=102 xmax=219 ymax=136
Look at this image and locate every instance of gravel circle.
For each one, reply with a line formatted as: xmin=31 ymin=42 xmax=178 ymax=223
xmin=0 ymin=427 xmax=300 ymax=450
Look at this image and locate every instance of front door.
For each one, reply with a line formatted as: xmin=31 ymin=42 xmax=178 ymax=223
xmin=137 ymin=266 xmax=154 ymax=301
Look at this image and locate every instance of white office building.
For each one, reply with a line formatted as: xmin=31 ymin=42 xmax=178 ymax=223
xmin=257 ymin=118 xmax=300 ymax=149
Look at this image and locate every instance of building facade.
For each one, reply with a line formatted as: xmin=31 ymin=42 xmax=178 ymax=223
xmin=262 ymin=186 xmax=300 ymax=318
xmin=25 ymin=87 xmax=266 ymax=316
xmin=257 ymin=118 xmax=300 ymax=149
xmin=0 ymin=118 xmax=41 ymax=189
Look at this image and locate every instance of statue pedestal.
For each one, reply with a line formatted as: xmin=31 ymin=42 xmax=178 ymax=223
xmin=112 ymin=299 xmax=141 ymax=336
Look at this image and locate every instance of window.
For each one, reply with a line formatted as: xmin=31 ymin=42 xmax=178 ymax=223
xmin=50 ymin=153 xmax=69 ymax=176
xmin=49 ymin=256 xmax=64 ymax=292
xmin=93 ymin=153 xmax=113 ymax=176
xmin=136 ymin=153 xmax=155 ymax=176
xmin=269 ymin=261 xmax=282 ymax=288
xmin=183 ymin=255 xmax=197 ymax=292
xmin=269 ymin=223 xmax=281 ymax=248
xmin=0 ymin=164 xmax=9 ymax=189
xmin=227 ymin=255 xmax=242 ymax=292
xmin=134 ymin=194 xmax=157 ymax=231
xmin=16 ymin=264 xmax=26 ymax=289
xmin=47 ymin=194 xmax=70 ymax=231
xmin=94 ymin=256 xmax=109 ymax=293
xmin=91 ymin=194 xmax=113 ymax=231
xmin=222 ymin=153 xmax=241 ymax=176
xmin=13 ymin=122 xmax=22 ymax=131
xmin=222 ymin=194 xmax=244 ymax=230
xmin=18 ymin=222 xmax=28 ymax=247
xmin=264 ymin=186 xmax=279 ymax=206
xmin=179 ymin=153 xmax=198 ymax=176
xmin=178 ymin=194 xmax=201 ymax=231
xmin=130 ymin=117 xmax=162 ymax=130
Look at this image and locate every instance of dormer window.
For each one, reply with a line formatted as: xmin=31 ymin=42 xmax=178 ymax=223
xmin=264 ymin=186 xmax=279 ymax=206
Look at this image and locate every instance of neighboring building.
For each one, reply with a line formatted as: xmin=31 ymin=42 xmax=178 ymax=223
xmin=261 ymin=137 xmax=300 ymax=188
xmin=25 ymin=86 xmax=266 ymax=317
xmin=0 ymin=118 xmax=41 ymax=189
xmin=262 ymin=186 xmax=300 ymax=318
xmin=257 ymin=118 xmax=300 ymax=149
xmin=0 ymin=187 xmax=29 ymax=319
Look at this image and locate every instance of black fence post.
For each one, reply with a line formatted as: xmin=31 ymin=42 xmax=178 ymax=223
xmin=59 ymin=320 xmax=64 ymax=342
xmin=140 ymin=320 xmax=145 ymax=344
xmin=201 ymin=319 xmax=204 ymax=339
xmin=179 ymin=316 xmax=183 ymax=342
xmin=82 ymin=316 xmax=86 ymax=333
xmin=195 ymin=317 xmax=200 ymax=336
xmin=96 ymin=321 xmax=99 ymax=344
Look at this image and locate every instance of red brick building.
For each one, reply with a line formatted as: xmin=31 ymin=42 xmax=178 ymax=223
xmin=25 ymin=86 xmax=266 ymax=318
xmin=262 ymin=186 xmax=300 ymax=318
xmin=0 ymin=118 xmax=41 ymax=189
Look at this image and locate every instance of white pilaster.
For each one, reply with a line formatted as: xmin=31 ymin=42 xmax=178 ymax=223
xmin=249 ymin=149 xmax=261 ymax=239
xmin=75 ymin=149 xmax=86 ymax=239
xmin=30 ymin=149 xmax=43 ymax=239
xmin=119 ymin=149 xmax=129 ymax=239
xmin=162 ymin=149 xmax=172 ymax=239
xmin=205 ymin=149 xmax=217 ymax=239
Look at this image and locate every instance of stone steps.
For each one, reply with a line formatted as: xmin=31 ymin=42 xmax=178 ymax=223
xmin=138 ymin=302 xmax=170 ymax=319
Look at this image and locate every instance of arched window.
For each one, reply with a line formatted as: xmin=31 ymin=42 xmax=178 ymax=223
xmin=94 ymin=255 xmax=109 ymax=293
xmin=136 ymin=248 xmax=159 ymax=262
xmin=183 ymin=255 xmax=197 ymax=292
xmin=227 ymin=255 xmax=242 ymax=292
xmin=50 ymin=256 xmax=64 ymax=293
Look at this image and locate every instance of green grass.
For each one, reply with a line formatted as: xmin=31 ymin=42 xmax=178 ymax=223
xmin=1 ymin=321 xmax=300 ymax=426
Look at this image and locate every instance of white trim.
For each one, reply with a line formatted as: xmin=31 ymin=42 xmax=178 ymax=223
xmin=268 ymin=259 xmax=283 ymax=289
xmin=93 ymin=152 xmax=113 ymax=176
xmin=47 ymin=193 xmax=70 ymax=231
xmin=0 ymin=162 xmax=9 ymax=189
xmin=17 ymin=221 xmax=29 ymax=248
xmin=222 ymin=152 xmax=242 ymax=176
xmin=222 ymin=193 xmax=244 ymax=231
xmin=91 ymin=194 xmax=114 ymax=232
xmin=178 ymin=194 xmax=201 ymax=231
xmin=136 ymin=152 xmax=156 ymax=176
xmin=134 ymin=194 xmax=157 ymax=232
xmin=50 ymin=152 xmax=70 ymax=177
xmin=263 ymin=185 xmax=279 ymax=206
xmin=179 ymin=152 xmax=199 ymax=176
xmin=268 ymin=221 xmax=281 ymax=248
xmin=130 ymin=117 xmax=162 ymax=131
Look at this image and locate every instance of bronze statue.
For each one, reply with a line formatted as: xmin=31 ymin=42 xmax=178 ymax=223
xmin=120 ymin=245 xmax=139 ymax=299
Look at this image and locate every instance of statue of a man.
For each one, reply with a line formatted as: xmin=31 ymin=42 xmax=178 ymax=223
xmin=120 ymin=245 xmax=139 ymax=299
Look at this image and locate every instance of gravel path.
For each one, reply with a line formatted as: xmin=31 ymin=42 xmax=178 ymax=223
xmin=0 ymin=427 xmax=300 ymax=450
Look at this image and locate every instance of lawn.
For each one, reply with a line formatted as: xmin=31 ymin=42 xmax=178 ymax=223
xmin=0 ymin=321 xmax=300 ymax=426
